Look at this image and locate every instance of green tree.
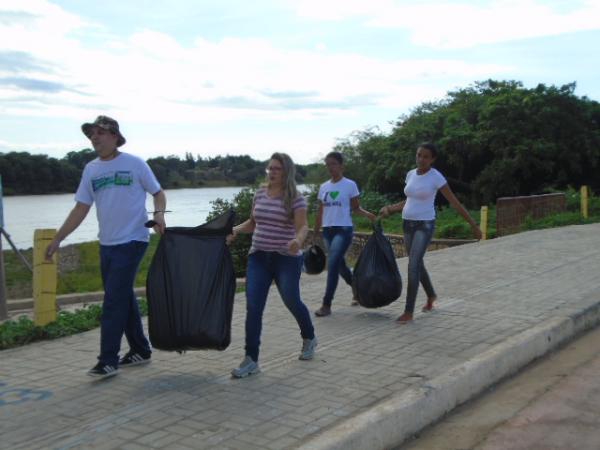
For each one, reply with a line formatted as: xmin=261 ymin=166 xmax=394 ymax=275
xmin=335 ymin=80 xmax=600 ymax=207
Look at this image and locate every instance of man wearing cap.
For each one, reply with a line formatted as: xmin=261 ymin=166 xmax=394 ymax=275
xmin=46 ymin=115 xmax=167 ymax=379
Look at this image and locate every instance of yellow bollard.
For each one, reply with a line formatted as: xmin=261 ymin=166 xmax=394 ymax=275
xmin=480 ymin=206 xmax=488 ymax=240
xmin=581 ymin=185 xmax=589 ymax=219
xmin=33 ymin=229 xmax=57 ymax=326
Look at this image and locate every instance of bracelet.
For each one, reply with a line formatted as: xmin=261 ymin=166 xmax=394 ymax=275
xmin=151 ymin=210 xmax=171 ymax=214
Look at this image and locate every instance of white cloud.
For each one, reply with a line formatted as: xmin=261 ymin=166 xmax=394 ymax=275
xmin=289 ymin=0 xmax=600 ymax=48
xmin=291 ymin=0 xmax=395 ymax=21
xmin=0 ymin=0 xmax=513 ymax=128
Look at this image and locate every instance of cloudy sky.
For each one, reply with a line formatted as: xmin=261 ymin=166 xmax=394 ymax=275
xmin=1 ymin=0 xmax=599 ymax=164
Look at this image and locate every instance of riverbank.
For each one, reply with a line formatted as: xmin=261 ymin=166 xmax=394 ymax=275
xmin=2 ymin=230 xmax=473 ymax=301
xmin=4 ymin=199 xmax=599 ymax=301
xmin=3 ymin=238 xmax=160 ymax=300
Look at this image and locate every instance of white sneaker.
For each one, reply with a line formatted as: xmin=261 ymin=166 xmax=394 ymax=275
xmin=231 ymin=356 xmax=260 ymax=378
xmin=299 ymin=337 xmax=318 ymax=360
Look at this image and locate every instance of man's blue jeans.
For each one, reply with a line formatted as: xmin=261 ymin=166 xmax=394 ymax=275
xmin=322 ymin=226 xmax=354 ymax=307
xmin=99 ymin=240 xmax=151 ymax=366
xmin=403 ymin=219 xmax=437 ymax=314
xmin=245 ymin=251 xmax=315 ymax=362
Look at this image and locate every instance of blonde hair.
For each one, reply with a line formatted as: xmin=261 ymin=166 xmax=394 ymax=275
xmin=266 ymin=152 xmax=299 ymax=218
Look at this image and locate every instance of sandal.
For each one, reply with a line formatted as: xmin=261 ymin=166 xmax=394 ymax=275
xmin=422 ymin=297 xmax=436 ymax=312
xmin=396 ymin=312 xmax=413 ymax=324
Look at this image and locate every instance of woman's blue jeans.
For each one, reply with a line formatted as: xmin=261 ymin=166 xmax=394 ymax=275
xmin=321 ymin=226 xmax=354 ymax=306
xmin=99 ymin=240 xmax=151 ymax=366
xmin=403 ymin=220 xmax=437 ymax=314
xmin=245 ymin=251 xmax=315 ymax=362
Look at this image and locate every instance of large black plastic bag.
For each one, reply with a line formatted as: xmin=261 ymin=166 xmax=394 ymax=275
xmin=352 ymin=223 xmax=402 ymax=308
xmin=146 ymin=210 xmax=236 ymax=351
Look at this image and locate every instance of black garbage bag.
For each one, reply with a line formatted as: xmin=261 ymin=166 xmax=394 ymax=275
xmin=352 ymin=222 xmax=402 ymax=308
xmin=303 ymin=244 xmax=326 ymax=275
xmin=146 ymin=210 xmax=236 ymax=351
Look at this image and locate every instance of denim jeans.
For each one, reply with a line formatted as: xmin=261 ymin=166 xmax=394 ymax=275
xmin=403 ymin=220 xmax=437 ymax=314
xmin=99 ymin=240 xmax=151 ymax=366
xmin=245 ymin=251 xmax=315 ymax=362
xmin=322 ymin=226 xmax=354 ymax=307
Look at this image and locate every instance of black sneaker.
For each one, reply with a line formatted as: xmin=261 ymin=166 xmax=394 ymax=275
xmin=87 ymin=362 xmax=119 ymax=379
xmin=119 ymin=351 xmax=151 ymax=367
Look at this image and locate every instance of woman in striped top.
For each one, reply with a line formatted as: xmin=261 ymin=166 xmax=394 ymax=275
xmin=228 ymin=153 xmax=317 ymax=378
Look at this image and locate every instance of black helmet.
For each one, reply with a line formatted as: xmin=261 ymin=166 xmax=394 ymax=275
xmin=303 ymin=244 xmax=326 ymax=275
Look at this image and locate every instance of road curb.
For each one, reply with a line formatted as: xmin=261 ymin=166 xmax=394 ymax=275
xmin=6 ymin=288 xmax=146 ymax=311
xmin=6 ymin=279 xmax=246 ymax=312
xmin=297 ymin=300 xmax=600 ymax=450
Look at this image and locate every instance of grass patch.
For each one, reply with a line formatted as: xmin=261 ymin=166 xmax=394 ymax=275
xmin=3 ymin=248 xmax=33 ymax=298
xmin=0 ymin=299 xmax=148 ymax=350
xmin=523 ymin=211 xmax=600 ymax=230
xmin=58 ymin=241 xmax=103 ymax=294
xmin=4 ymin=235 xmax=162 ymax=299
xmin=309 ymin=205 xmax=495 ymax=239
xmin=434 ymin=206 xmax=497 ymax=239
xmin=58 ymin=235 xmax=162 ymax=294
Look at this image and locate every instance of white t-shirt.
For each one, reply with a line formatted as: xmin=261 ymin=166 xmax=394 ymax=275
xmin=75 ymin=152 xmax=161 ymax=245
xmin=402 ymin=168 xmax=447 ymax=221
xmin=318 ymin=177 xmax=360 ymax=227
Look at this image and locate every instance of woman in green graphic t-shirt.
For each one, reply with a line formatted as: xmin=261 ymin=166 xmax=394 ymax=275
xmin=313 ymin=152 xmax=376 ymax=317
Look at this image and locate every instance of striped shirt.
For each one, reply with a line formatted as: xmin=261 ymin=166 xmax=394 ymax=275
xmin=250 ymin=188 xmax=307 ymax=256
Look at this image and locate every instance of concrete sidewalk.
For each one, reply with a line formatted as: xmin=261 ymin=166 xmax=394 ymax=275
xmin=1 ymin=223 xmax=599 ymax=450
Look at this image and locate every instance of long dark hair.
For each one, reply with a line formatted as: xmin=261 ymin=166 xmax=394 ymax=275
xmin=418 ymin=142 xmax=438 ymax=158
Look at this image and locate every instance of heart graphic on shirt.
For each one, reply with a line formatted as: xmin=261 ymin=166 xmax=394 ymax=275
xmin=329 ymin=191 xmax=340 ymax=199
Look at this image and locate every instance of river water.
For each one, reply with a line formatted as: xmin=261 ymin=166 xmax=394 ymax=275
xmin=1 ymin=185 xmax=313 ymax=250
xmin=1 ymin=187 xmax=246 ymax=250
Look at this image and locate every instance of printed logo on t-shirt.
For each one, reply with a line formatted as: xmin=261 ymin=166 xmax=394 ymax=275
xmin=92 ymin=171 xmax=133 ymax=192
xmin=323 ymin=191 xmax=342 ymax=207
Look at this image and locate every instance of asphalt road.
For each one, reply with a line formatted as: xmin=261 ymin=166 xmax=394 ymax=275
xmin=399 ymin=325 xmax=600 ymax=450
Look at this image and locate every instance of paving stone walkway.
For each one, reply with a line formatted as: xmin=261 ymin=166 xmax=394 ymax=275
xmin=1 ymin=223 xmax=599 ymax=450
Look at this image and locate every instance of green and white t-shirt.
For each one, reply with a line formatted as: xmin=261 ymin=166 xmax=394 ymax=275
xmin=318 ymin=177 xmax=360 ymax=227
xmin=75 ymin=152 xmax=161 ymax=245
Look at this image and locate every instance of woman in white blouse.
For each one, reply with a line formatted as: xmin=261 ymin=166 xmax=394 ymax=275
xmin=380 ymin=143 xmax=482 ymax=324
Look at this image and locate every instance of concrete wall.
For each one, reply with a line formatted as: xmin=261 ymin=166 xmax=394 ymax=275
xmin=308 ymin=230 xmax=475 ymax=260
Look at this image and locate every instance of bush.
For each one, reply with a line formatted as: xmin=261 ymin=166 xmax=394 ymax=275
xmin=522 ymin=211 xmax=593 ymax=230
xmin=562 ymin=186 xmax=600 ymax=215
xmin=0 ymin=300 xmax=148 ymax=350
xmin=434 ymin=206 xmax=496 ymax=239
xmin=359 ymin=190 xmax=394 ymax=213
xmin=1 ymin=304 xmax=101 ymax=349
xmin=207 ymin=187 xmax=256 ymax=277
xmin=304 ymin=184 xmax=320 ymax=215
